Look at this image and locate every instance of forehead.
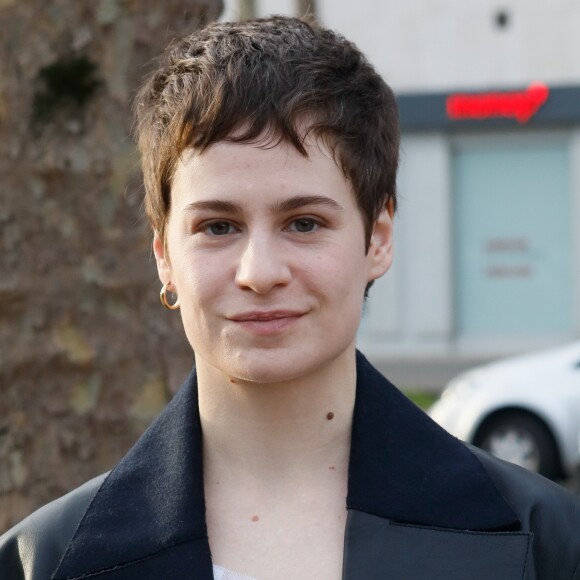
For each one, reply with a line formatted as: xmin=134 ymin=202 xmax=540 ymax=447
xmin=170 ymin=137 xmax=356 ymax=211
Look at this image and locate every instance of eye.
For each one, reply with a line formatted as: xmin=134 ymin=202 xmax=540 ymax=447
xmin=204 ymin=221 xmax=237 ymax=236
xmin=288 ymin=218 xmax=319 ymax=233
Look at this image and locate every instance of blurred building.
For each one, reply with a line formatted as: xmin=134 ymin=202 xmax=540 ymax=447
xmin=225 ymin=0 xmax=580 ymax=386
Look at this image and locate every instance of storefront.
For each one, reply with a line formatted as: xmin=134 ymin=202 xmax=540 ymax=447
xmin=360 ymin=83 xmax=580 ymax=367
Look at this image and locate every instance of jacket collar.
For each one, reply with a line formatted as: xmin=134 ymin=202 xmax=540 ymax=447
xmin=53 ymin=370 xmax=213 ymax=579
xmin=347 ymin=351 xmax=519 ymax=530
xmin=54 ymin=351 xmax=519 ymax=579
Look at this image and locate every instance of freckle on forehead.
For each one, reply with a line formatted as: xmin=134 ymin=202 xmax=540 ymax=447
xmin=251 ymin=515 xmax=259 ymax=522
xmin=229 ymin=378 xmax=237 ymax=384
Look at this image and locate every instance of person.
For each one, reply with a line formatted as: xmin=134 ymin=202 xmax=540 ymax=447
xmin=1 ymin=15 xmax=580 ymax=580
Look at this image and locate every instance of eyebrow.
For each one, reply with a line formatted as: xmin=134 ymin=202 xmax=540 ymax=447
xmin=184 ymin=200 xmax=241 ymax=213
xmin=273 ymin=195 xmax=344 ymax=213
xmin=184 ymin=195 xmax=344 ymax=214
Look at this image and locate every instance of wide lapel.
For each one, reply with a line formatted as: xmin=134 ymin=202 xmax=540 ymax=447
xmin=51 ymin=352 xmax=534 ymax=579
xmin=52 ymin=368 xmax=214 ymax=580
xmin=343 ymin=351 xmax=534 ymax=580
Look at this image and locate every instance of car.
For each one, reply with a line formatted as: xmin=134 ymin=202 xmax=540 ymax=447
xmin=428 ymin=341 xmax=580 ymax=480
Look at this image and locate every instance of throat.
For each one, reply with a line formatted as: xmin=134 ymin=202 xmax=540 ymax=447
xmin=202 ymin=408 xmax=352 ymax=489
xmin=197 ymin=354 xmax=357 ymax=479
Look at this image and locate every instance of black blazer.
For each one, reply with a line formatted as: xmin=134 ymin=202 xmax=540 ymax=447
xmin=2 ymin=352 xmax=580 ymax=579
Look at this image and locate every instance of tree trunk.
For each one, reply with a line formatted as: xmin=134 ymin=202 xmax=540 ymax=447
xmin=0 ymin=0 xmax=223 ymax=533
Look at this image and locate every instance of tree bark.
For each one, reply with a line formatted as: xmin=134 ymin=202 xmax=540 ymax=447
xmin=0 ymin=0 xmax=223 ymax=533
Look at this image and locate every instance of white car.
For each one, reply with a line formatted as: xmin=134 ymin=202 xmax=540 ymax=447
xmin=428 ymin=342 xmax=580 ymax=479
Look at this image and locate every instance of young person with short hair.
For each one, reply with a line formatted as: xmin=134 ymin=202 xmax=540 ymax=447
xmin=2 ymin=15 xmax=580 ymax=580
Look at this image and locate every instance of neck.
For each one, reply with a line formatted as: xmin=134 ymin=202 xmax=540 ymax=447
xmin=197 ymin=350 xmax=357 ymax=488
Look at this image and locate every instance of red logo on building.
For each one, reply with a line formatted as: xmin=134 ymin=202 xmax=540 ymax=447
xmin=446 ymin=83 xmax=550 ymax=124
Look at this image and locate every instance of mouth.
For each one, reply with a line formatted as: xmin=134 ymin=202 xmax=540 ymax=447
xmin=228 ymin=310 xmax=305 ymax=335
xmin=230 ymin=310 xmax=305 ymax=322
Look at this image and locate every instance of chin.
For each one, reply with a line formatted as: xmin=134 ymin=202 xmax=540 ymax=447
xmin=227 ymin=351 xmax=309 ymax=384
xmin=221 ymin=343 xmax=353 ymax=385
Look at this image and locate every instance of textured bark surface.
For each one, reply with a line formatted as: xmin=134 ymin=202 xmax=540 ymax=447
xmin=0 ymin=0 xmax=222 ymax=533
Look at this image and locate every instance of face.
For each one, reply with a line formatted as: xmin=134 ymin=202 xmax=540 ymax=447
xmin=154 ymin=136 xmax=393 ymax=384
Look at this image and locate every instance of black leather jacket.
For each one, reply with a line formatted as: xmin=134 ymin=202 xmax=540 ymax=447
xmin=2 ymin=352 xmax=580 ymax=579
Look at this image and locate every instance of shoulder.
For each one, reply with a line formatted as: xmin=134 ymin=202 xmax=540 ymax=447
xmin=0 ymin=473 xmax=107 ymax=580
xmin=471 ymin=445 xmax=580 ymax=525
xmin=471 ymin=446 xmax=580 ymax=579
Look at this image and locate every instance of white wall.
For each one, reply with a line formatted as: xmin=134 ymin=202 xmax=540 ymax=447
xmin=317 ymin=0 xmax=580 ymax=92
xmin=224 ymin=0 xmax=580 ymax=91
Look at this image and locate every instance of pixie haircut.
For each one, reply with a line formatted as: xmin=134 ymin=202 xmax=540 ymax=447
xmin=134 ymin=16 xmax=399 ymax=246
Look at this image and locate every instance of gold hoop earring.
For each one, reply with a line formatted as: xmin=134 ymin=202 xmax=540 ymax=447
xmin=160 ymin=282 xmax=180 ymax=310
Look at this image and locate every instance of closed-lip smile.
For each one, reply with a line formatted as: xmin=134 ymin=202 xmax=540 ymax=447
xmin=227 ymin=310 xmax=305 ymax=336
xmin=229 ymin=310 xmax=304 ymax=322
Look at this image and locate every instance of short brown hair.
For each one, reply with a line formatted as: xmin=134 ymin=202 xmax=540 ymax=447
xmin=134 ymin=16 xmax=399 ymax=245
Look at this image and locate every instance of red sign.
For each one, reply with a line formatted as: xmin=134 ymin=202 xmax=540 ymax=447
xmin=446 ymin=83 xmax=550 ymax=124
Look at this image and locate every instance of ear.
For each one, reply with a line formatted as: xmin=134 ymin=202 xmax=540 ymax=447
xmin=153 ymin=231 xmax=173 ymax=286
xmin=366 ymin=201 xmax=394 ymax=283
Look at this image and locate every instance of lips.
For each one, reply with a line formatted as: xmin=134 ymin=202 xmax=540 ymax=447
xmin=228 ymin=310 xmax=305 ymax=335
xmin=229 ymin=310 xmax=305 ymax=322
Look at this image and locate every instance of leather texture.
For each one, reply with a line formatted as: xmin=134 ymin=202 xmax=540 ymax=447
xmin=1 ymin=351 xmax=580 ymax=579
xmin=0 ymin=474 xmax=107 ymax=580
xmin=342 ymin=510 xmax=532 ymax=579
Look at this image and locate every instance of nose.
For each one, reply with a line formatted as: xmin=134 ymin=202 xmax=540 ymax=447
xmin=235 ymin=234 xmax=291 ymax=294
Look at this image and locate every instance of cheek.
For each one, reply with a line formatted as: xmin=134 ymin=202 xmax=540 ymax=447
xmin=172 ymin=253 xmax=220 ymax=320
xmin=309 ymin=244 xmax=368 ymax=304
xmin=176 ymin=263 xmax=219 ymax=353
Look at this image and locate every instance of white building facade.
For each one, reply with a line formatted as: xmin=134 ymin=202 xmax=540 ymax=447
xmin=222 ymin=1 xmax=580 ymax=385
